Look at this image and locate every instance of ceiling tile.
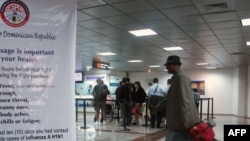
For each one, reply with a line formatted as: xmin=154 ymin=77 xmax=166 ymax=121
xmin=78 ymin=19 xmax=110 ymax=28
xmin=209 ymin=21 xmax=241 ymax=30
xmin=130 ymin=10 xmax=166 ymax=22
xmin=148 ymin=0 xmax=192 ymax=9
xmin=75 ymin=0 xmax=250 ymax=72
xmin=161 ymin=6 xmax=199 ymax=18
xmin=203 ymin=11 xmax=238 ymax=22
xmin=143 ymin=19 xmax=175 ymax=28
xmin=113 ymin=0 xmax=154 ymax=13
xmin=235 ymin=0 xmax=250 ymax=10
xmin=101 ymin=15 xmax=137 ymax=25
xmin=180 ymin=23 xmax=210 ymax=32
xmin=81 ymin=5 xmax=122 ymax=18
xmin=213 ymin=27 xmax=241 ymax=35
xmin=173 ymin=15 xmax=205 ymax=25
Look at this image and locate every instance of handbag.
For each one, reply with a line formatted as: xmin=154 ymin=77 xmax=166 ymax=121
xmin=149 ymin=85 xmax=162 ymax=110
xmin=188 ymin=121 xmax=215 ymax=141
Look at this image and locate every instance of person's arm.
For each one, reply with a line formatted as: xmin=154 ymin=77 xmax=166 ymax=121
xmin=178 ymin=75 xmax=193 ymax=128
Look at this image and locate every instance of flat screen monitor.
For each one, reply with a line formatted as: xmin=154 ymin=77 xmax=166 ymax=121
xmin=75 ymin=71 xmax=83 ymax=83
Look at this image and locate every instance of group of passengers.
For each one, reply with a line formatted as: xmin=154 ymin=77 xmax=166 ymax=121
xmin=115 ymin=77 xmax=166 ymax=128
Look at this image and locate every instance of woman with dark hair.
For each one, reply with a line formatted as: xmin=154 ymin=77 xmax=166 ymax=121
xmin=131 ymin=81 xmax=147 ymax=125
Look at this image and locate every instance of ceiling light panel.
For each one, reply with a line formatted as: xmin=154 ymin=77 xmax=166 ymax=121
xmin=163 ymin=46 xmax=183 ymax=51
xmin=128 ymin=29 xmax=157 ymax=36
xmin=241 ymin=18 xmax=250 ymax=26
xmin=97 ymin=52 xmax=116 ymax=56
xmin=127 ymin=60 xmax=143 ymax=63
xmin=205 ymin=66 xmax=216 ymax=69
xmin=149 ymin=65 xmax=161 ymax=68
xmin=246 ymin=41 xmax=250 ymax=46
xmin=196 ymin=63 xmax=209 ymax=66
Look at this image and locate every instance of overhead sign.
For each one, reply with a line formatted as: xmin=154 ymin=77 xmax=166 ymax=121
xmin=92 ymin=60 xmax=110 ymax=70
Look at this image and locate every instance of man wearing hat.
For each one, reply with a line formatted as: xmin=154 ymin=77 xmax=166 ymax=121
xmin=157 ymin=55 xmax=200 ymax=141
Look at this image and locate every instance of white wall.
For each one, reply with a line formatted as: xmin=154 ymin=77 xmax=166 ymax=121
xmin=186 ymin=69 xmax=235 ymax=115
xmin=129 ymin=71 xmax=172 ymax=90
xmin=247 ymin=65 xmax=250 ymax=117
xmin=83 ymin=66 xmax=250 ymax=117
xmin=237 ymin=66 xmax=248 ymax=117
xmin=129 ymin=69 xmax=237 ymax=115
xmin=232 ymin=68 xmax=239 ymax=115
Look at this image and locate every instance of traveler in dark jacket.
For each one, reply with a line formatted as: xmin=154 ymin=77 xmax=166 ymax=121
xmin=131 ymin=81 xmax=146 ymax=125
xmin=119 ymin=77 xmax=134 ymax=126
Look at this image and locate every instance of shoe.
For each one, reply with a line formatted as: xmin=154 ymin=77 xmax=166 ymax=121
xmin=94 ymin=121 xmax=99 ymax=125
xmin=132 ymin=121 xmax=139 ymax=125
xmin=102 ymin=121 xmax=106 ymax=124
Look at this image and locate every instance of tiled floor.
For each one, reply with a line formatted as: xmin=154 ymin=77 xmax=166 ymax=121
xmin=76 ymin=112 xmax=250 ymax=141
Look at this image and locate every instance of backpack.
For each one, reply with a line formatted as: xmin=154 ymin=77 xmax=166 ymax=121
xmin=189 ymin=121 xmax=215 ymax=141
xmin=93 ymin=84 xmax=108 ymax=101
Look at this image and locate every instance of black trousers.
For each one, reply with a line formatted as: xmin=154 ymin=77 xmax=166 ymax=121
xmin=150 ymin=110 xmax=164 ymax=128
xmin=122 ymin=102 xmax=132 ymax=125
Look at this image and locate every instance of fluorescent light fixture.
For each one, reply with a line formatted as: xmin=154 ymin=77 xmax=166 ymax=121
xmin=246 ymin=41 xmax=250 ymax=46
xmin=163 ymin=46 xmax=183 ymax=51
xmin=97 ymin=52 xmax=116 ymax=56
xmin=128 ymin=29 xmax=157 ymax=37
xmin=241 ymin=18 xmax=250 ymax=26
xmin=205 ymin=66 xmax=216 ymax=69
xmin=127 ymin=60 xmax=143 ymax=63
xmin=86 ymin=66 xmax=92 ymax=69
xmin=196 ymin=63 xmax=208 ymax=66
xmin=149 ymin=65 xmax=161 ymax=68
xmin=86 ymin=66 xmax=92 ymax=71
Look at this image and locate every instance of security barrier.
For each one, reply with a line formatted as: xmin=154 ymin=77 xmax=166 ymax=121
xmin=199 ymin=98 xmax=215 ymax=120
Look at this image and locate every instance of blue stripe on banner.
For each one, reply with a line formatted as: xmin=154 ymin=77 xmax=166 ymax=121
xmin=86 ymin=76 xmax=104 ymax=80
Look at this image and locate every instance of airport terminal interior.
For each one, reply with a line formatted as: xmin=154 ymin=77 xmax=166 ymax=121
xmin=75 ymin=107 xmax=250 ymax=141
xmin=75 ymin=0 xmax=250 ymax=141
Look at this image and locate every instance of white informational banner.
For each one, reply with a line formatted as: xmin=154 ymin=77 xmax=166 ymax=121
xmin=0 ymin=0 xmax=76 ymax=140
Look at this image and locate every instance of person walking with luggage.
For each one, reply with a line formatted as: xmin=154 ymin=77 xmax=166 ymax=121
xmin=155 ymin=55 xmax=200 ymax=141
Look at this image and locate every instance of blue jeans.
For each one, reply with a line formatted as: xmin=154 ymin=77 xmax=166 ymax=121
xmin=165 ymin=130 xmax=192 ymax=141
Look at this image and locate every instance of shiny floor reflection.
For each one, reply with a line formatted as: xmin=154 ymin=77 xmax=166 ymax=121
xmin=76 ymin=112 xmax=250 ymax=141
